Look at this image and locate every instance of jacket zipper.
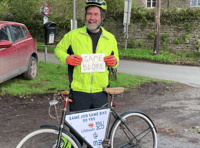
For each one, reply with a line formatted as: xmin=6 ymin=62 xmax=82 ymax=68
xmin=85 ymin=32 xmax=104 ymax=93
xmin=85 ymin=32 xmax=94 ymax=93
xmin=90 ymin=73 xmax=93 ymax=93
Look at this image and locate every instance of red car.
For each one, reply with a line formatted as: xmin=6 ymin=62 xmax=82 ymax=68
xmin=0 ymin=21 xmax=38 ymax=83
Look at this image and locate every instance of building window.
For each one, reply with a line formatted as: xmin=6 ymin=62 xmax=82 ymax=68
xmin=190 ymin=0 xmax=200 ymax=7
xmin=146 ymin=0 xmax=156 ymax=9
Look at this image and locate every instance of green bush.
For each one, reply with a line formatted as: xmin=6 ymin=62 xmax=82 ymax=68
xmin=162 ymin=34 xmax=168 ymax=42
xmin=183 ymin=33 xmax=189 ymax=41
xmin=138 ymin=41 xmax=144 ymax=47
xmin=118 ymin=48 xmax=178 ymax=63
xmin=0 ymin=0 xmax=10 ymax=20
xmin=148 ymin=32 xmax=155 ymax=39
xmin=196 ymin=39 xmax=200 ymax=51
xmin=174 ymin=38 xmax=182 ymax=44
xmin=128 ymin=40 xmax=135 ymax=48
xmin=163 ymin=42 xmax=168 ymax=49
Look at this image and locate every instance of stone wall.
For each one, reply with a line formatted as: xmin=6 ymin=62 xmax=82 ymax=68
xmin=102 ymin=17 xmax=199 ymax=53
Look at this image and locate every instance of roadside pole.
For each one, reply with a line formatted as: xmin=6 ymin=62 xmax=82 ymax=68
xmin=43 ymin=16 xmax=48 ymax=62
xmin=123 ymin=0 xmax=132 ymax=50
xmin=71 ymin=0 xmax=77 ymax=30
xmin=40 ymin=6 xmax=50 ymax=62
xmin=153 ymin=0 xmax=161 ymax=55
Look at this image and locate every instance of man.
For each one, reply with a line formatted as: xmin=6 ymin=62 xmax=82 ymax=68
xmin=55 ymin=0 xmax=119 ymax=111
xmin=55 ymin=0 xmax=119 ymax=147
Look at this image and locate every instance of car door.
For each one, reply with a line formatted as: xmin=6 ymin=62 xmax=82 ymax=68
xmin=18 ymin=26 xmax=30 ymax=69
xmin=0 ymin=27 xmax=6 ymax=77
xmin=10 ymin=25 xmax=26 ymax=72
xmin=0 ymin=26 xmax=15 ymax=77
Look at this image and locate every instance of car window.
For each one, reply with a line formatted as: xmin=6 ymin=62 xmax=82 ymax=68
xmin=0 ymin=26 xmax=11 ymax=42
xmin=0 ymin=26 xmax=12 ymax=49
xmin=21 ymin=26 xmax=27 ymax=38
xmin=11 ymin=25 xmax=25 ymax=42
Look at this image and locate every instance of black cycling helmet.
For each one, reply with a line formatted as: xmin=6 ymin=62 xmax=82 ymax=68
xmin=85 ymin=0 xmax=107 ymax=11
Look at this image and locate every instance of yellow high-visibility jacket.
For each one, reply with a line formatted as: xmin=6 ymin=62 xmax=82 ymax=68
xmin=55 ymin=26 xmax=119 ymax=93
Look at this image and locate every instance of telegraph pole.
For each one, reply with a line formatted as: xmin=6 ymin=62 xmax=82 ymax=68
xmin=71 ymin=0 xmax=77 ymax=30
xmin=153 ymin=0 xmax=161 ymax=55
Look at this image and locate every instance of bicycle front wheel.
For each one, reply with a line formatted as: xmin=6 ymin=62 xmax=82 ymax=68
xmin=16 ymin=129 xmax=80 ymax=148
xmin=110 ymin=112 xmax=157 ymax=148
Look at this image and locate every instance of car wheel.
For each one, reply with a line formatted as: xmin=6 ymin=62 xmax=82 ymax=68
xmin=23 ymin=56 xmax=37 ymax=80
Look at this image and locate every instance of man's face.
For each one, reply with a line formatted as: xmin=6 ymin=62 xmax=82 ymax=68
xmin=85 ymin=6 xmax=102 ymax=33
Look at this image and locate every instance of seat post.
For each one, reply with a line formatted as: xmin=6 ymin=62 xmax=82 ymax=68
xmin=108 ymin=94 xmax=115 ymax=108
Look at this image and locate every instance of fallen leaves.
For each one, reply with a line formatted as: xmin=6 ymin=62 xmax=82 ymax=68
xmin=184 ymin=126 xmax=200 ymax=134
xmin=156 ymin=127 xmax=178 ymax=135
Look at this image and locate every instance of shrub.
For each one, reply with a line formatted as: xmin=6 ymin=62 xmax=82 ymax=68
xmin=174 ymin=38 xmax=182 ymax=44
xmin=162 ymin=34 xmax=168 ymax=42
xmin=128 ymin=40 xmax=135 ymax=48
xmin=183 ymin=33 xmax=189 ymax=41
xmin=138 ymin=41 xmax=144 ymax=47
xmin=148 ymin=32 xmax=155 ymax=39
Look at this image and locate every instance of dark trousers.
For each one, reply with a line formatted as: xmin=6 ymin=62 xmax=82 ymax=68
xmin=69 ymin=91 xmax=108 ymax=147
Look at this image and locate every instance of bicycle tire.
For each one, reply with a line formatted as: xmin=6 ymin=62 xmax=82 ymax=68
xmin=110 ymin=112 xmax=157 ymax=148
xmin=16 ymin=129 xmax=81 ymax=148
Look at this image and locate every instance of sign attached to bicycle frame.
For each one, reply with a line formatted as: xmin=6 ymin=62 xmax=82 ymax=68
xmin=81 ymin=54 xmax=105 ymax=73
xmin=65 ymin=108 xmax=110 ymax=148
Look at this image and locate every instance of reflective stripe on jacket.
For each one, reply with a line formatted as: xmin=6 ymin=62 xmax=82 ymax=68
xmin=54 ymin=26 xmax=119 ymax=93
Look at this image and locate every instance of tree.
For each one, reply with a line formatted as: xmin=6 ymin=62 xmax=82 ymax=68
xmin=0 ymin=0 xmax=10 ymax=19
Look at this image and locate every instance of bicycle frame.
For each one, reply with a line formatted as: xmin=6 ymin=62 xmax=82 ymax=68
xmin=43 ymin=92 xmax=157 ymax=148
xmin=16 ymin=87 xmax=157 ymax=148
xmin=52 ymin=105 xmax=139 ymax=148
xmin=46 ymin=94 xmax=123 ymax=148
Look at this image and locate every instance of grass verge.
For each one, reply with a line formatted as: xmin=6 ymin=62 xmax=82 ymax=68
xmin=0 ymin=61 xmax=173 ymax=96
xmin=119 ymin=48 xmax=200 ymax=65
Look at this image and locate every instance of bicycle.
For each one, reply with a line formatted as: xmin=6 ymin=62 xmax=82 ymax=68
xmin=16 ymin=87 xmax=157 ymax=148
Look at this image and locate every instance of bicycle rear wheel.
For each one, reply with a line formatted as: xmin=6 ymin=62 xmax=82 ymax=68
xmin=110 ymin=112 xmax=157 ymax=148
xmin=17 ymin=129 xmax=80 ymax=148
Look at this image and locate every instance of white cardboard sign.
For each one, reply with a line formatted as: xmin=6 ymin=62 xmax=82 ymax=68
xmin=65 ymin=108 xmax=110 ymax=148
xmin=81 ymin=54 xmax=105 ymax=73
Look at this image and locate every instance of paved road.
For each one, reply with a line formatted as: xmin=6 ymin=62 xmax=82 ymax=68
xmin=38 ymin=52 xmax=200 ymax=87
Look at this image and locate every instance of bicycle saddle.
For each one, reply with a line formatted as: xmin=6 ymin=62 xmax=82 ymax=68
xmin=104 ymin=87 xmax=124 ymax=95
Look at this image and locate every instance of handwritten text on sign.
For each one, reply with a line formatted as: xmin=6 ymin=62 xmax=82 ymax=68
xmin=81 ymin=54 xmax=105 ymax=73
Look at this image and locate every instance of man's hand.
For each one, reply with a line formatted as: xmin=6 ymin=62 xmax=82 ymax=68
xmin=104 ymin=55 xmax=117 ymax=67
xmin=66 ymin=55 xmax=82 ymax=66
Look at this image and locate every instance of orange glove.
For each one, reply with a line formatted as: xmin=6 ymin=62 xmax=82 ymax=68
xmin=104 ymin=55 xmax=117 ymax=67
xmin=66 ymin=55 xmax=82 ymax=66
